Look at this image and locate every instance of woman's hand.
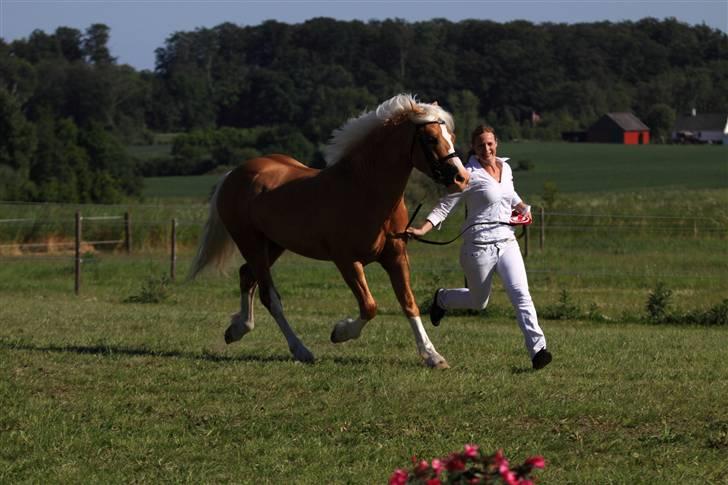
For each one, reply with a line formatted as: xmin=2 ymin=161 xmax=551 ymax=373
xmin=514 ymin=203 xmax=531 ymax=216
xmin=405 ymin=221 xmax=434 ymax=240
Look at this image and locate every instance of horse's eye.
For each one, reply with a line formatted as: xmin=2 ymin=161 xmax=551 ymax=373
xmin=427 ymin=136 xmax=438 ymax=145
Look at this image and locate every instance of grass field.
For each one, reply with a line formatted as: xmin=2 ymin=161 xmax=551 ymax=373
xmin=1 ymin=142 xmax=727 ymax=483
xmin=1 ymin=247 xmax=727 ymax=483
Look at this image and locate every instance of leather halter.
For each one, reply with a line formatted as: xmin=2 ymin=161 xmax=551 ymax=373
xmin=411 ymin=120 xmax=461 ymax=187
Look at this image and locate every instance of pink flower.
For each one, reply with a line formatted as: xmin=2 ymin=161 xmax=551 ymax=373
xmin=525 ymin=456 xmax=546 ymax=469
xmin=389 ymin=469 xmax=409 ymax=485
xmin=464 ymin=444 xmax=479 ymax=459
xmin=414 ymin=459 xmax=430 ymax=477
xmin=494 ymin=448 xmax=506 ymax=466
xmin=431 ymin=458 xmax=444 ymax=476
xmin=502 ymin=469 xmax=519 ymax=485
xmin=426 ymin=479 xmax=441 ymax=485
xmin=445 ymin=454 xmax=466 ymax=471
xmin=494 ymin=449 xmax=510 ymax=475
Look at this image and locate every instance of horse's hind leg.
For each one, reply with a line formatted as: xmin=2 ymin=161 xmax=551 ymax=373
xmin=226 ymin=244 xmax=285 ymax=344
xmin=225 ymin=263 xmax=258 ymax=344
xmin=241 ymin=238 xmax=314 ymax=363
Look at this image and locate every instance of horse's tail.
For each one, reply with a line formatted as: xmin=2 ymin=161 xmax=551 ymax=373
xmin=188 ymin=173 xmax=237 ymax=280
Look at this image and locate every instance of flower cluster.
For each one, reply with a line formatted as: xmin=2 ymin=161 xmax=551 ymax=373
xmin=389 ymin=444 xmax=545 ymax=485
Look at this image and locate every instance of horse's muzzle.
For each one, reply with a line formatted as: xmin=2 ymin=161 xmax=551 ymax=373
xmin=445 ymin=161 xmax=470 ymax=193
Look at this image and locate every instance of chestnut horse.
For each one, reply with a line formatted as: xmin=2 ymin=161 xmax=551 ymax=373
xmin=189 ymin=94 xmax=469 ymax=368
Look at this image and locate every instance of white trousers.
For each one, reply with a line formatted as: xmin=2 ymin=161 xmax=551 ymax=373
xmin=438 ymin=238 xmax=546 ymax=358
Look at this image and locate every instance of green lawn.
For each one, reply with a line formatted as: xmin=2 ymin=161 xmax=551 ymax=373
xmin=1 ymin=142 xmax=726 ymax=483
xmin=0 ymin=245 xmax=727 ymax=483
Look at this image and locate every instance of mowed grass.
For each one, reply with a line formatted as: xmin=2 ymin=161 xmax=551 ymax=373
xmin=1 ymin=233 xmax=727 ymax=483
xmin=1 ymin=142 xmax=727 ymax=483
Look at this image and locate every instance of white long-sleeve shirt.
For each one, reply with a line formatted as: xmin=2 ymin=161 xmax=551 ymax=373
xmin=425 ymin=155 xmax=523 ymax=244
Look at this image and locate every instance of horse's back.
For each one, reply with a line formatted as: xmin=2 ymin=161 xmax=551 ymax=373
xmin=236 ymin=154 xmax=316 ymax=188
xmin=216 ymin=154 xmax=320 ymax=236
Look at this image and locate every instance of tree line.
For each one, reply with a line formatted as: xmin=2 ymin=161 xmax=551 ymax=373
xmin=1 ymin=18 xmax=726 ymax=202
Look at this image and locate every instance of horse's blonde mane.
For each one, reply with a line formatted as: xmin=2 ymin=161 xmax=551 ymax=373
xmin=323 ymin=93 xmax=455 ymax=166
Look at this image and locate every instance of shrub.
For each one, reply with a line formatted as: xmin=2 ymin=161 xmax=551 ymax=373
xmin=646 ymin=282 xmax=672 ymax=323
xmin=541 ymin=289 xmax=581 ymax=320
xmin=123 ymin=274 xmax=171 ymax=304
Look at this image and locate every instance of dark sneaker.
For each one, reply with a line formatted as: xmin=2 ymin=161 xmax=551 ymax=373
xmin=429 ymin=288 xmax=446 ymax=326
xmin=532 ymin=348 xmax=552 ymax=370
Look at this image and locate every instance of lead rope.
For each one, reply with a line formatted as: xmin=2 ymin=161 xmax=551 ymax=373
xmin=405 ymin=202 xmax=526 ymax=246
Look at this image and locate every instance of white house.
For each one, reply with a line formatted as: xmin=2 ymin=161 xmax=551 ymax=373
xmin=672 ymin=110 xmax=728 ymax=145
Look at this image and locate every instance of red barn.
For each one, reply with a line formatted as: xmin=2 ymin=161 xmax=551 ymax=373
xmin=587 ymin=113 xmax=650 ymax=144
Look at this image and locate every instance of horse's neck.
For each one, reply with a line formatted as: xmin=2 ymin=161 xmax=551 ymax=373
xmin=339 ymin=123 xmax=413 ymax=207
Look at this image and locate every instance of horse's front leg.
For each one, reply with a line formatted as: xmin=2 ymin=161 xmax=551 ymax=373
xmin=380 ymin=242 xmax=449 ymax=369
xmin=330 ymin=261 xmax=377 ymax=343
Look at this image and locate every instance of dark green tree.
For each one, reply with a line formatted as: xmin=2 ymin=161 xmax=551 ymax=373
xmin=645 ymin=103 xmax=676 ymax=143
xmin=83 ymin=23 xmax=115 ymax=65
xmin=0 ymin=88 xmax=37 ymax=200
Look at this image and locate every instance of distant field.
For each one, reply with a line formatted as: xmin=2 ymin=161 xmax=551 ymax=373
xmin=139 ymin=143 xmax=727 ymax=201
xmin=142 ymin=174 xmax=220 ymax=200
xmin=127 ymin=143 xmax=172 ymax=161
xmin=502 ymin=142 xmax=727 ymax=196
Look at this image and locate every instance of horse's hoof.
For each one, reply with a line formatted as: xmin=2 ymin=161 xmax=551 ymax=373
xmin=224 ymin=330 xmax=234 ymax=344
xmin=330 ymin=318 xmax=361 ymax=343
xmin=291 ymin=345 xmax=315 ymax=364
xmin=424 ymin=355 xmax=450 ymax=369
xmin=224 ymin=322 xmax=252 ymax=344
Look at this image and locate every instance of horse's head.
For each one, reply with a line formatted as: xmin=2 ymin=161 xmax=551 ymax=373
xmin=322 ymin=94 xmax=470 ymax=192
xmin=412 ymin=120 xmax=470 ymax=193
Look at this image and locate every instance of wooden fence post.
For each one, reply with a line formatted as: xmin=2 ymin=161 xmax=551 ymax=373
xmin=523 ymin=225 xmax=530 ymax=258
xmin=75 ymin=211 xmax=82 ymax=295
xmin=539 ymin=206 xmax=545 ymax=251
xmin=124 ymin=211 xmax=131 ymax=254
xmin=170 ymin=218 xmax=177 ymax=281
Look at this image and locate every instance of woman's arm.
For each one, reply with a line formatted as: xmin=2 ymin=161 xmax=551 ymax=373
xmin=406 ymin=220 xmax=434 ymax=237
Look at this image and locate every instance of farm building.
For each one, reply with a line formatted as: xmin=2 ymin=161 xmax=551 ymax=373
xmin=672 ymin=111 xmax=728 ymax=144
xmin=587 ymin=113 xmax=650 ymax=144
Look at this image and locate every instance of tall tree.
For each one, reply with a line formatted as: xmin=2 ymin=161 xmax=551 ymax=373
xmin=83 ymin=23 xmax=115 ymax=65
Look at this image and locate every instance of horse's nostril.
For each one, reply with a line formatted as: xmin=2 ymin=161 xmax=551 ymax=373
xmin=454 ymin=174 xmax=465 ymax=183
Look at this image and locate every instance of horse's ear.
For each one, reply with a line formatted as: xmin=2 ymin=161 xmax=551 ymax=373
xmin=432 ymin=101 xmax=439 ymax=106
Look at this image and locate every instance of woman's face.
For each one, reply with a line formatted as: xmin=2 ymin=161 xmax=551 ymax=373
xmin=473 ymin=132 xmax=498 ymax=162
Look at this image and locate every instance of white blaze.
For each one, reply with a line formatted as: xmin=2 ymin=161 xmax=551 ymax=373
xmin=438 ymin=123 xmax=465 ymax=172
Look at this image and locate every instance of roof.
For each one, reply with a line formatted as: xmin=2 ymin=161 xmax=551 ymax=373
xmin=603 ymin=113 xmax=649 ymax=131
xmin=674 ymin=113 xmax=728 ymax=132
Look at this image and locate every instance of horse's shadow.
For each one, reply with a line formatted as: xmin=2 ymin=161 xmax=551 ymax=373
xmin=0 ymin=339 xmax=414 ymax=368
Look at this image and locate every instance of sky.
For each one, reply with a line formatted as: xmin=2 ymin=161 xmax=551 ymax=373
xmin=2 ymin=0 xmax=727 ymax=71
